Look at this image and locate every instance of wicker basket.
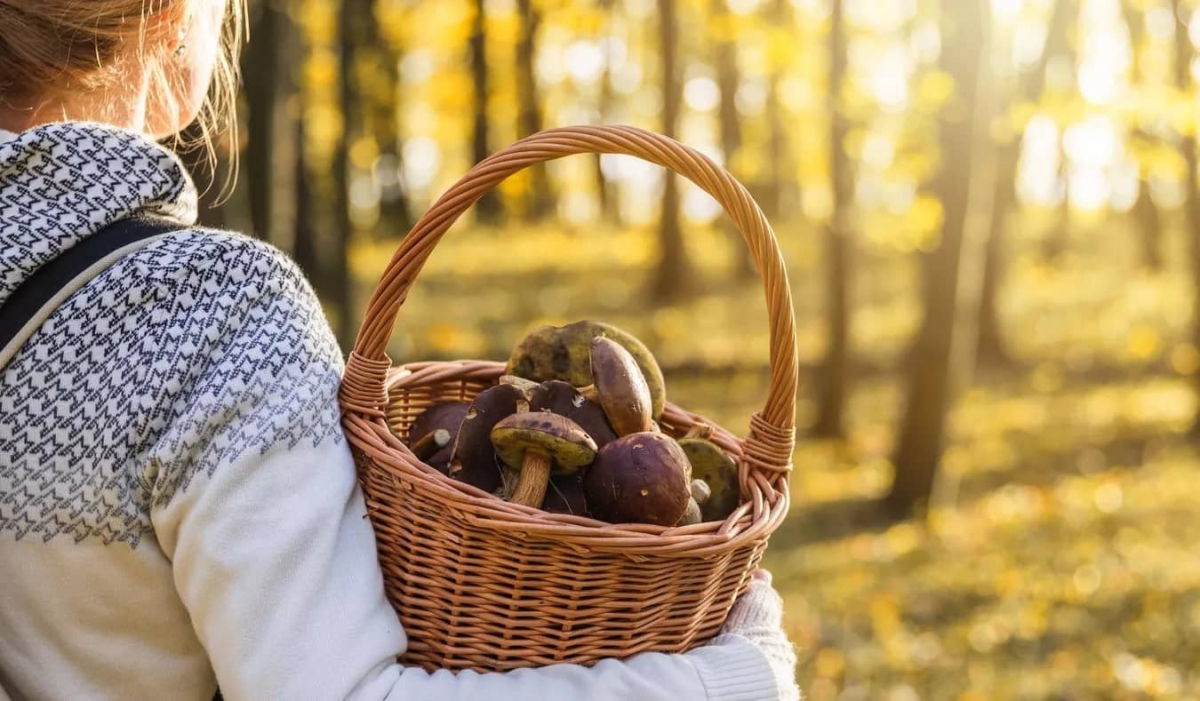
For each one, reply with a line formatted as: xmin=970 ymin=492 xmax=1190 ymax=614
xmin=338 ymin=124 xmax=798 ymax=673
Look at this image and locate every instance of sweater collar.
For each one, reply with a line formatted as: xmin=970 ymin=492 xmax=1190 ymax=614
xmin=0 ymin=121 xmax=197 ymax=304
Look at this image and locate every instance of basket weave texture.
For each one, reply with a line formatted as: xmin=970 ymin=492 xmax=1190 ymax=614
xmin=338 ymin=125 xmax=799 ymax=673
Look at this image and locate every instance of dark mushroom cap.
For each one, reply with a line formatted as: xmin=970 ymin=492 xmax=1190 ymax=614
xmin=676 ymin=498 xmax=703 ymax=526
xmin=504 ymin=320 xmax=667 ymax=420
xmin=679 ymin=438 xmax=739 ymax=522
xmin=408 ymin=401 xmax=471 ymax=473
xmin=449 ymin=384 xmax=531 ymax=494
xmin=530 ymin=380 xmax=617 ymax=449
xmin=542 ymin=474 xmax=589 ymax=516
xmin=491 ymin=412 xmax=598 ymax=475
xmin=582 ymin=432 xmax=690 ymax=526
xmin=588 ymin=336 xmax=653 ymax=436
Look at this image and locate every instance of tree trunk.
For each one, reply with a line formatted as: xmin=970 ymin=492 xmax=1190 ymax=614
xmin=516 ymin=0 xmax=555 ymax=219
xmin=813 ymin=0 xmax=852 ymax=438
xmin=1121 ymin=1 xmax=1163 ymax=271
xmin=365 ymin=9 xmax=413 ymax=234
xmin=242 ymin=0 xmax=299 ymax=252
xmin=331 ymin=0 xmax=362 ymax=351
xmin=651 ymin=0 xmax=694 ymax=304
xmin=711 ymin=0 xmax=755 ymax=280
xmin=594 ymin=1 xmax=616 ymax=222
xmin=470 ymin=0 xmax=503 ymax=225
xmin=886 ymin=0 xmax=988 ymax=520
xmin=977 ymin=0 xmax=1072 ymax=369
xmin=1173 ymin=0 xmax=1200 ymax=435
xmin=293 ymin=106 xmax=318 ymax=280
xmin=175 ymin=122 xmax=227 ymax=230
xmin=761 ymin=0 xmax=796 ymax=220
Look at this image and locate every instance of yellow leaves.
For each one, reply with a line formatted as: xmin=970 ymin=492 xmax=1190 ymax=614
xmin=917 ymin=70 xmax=955 ymax=110
xmin=1169 ymin=344 xmax=1199 ymax=375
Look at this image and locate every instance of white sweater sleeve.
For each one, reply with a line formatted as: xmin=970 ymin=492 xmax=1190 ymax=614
xmin=145 ymin=237 xmax=780 ymax=701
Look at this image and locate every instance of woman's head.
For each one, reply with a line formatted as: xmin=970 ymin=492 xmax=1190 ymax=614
xmin=0 ymin=0 xmax=242 ymax=141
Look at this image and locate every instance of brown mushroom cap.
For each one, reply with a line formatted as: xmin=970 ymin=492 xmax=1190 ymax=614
xmin=407 ymin=401 xmax=470 ymax=473
xmin=679 ymin=438 xmax=739 ymax=522
xmin=676 ymin=498 xmax=703 ymax=526
xmin=504 ymin=320 xmax=667 ymax=420
xmin=448 ymin=384 xmax=531 ymax=494
xmin=542 ymin=474 xmax=589 ymax=516
xmin=583 ymin=432 xmax=690 ymax=526
xmin=582 ymin=336 xmax=653 ymax=437
xmin=529 ymin=380 xmax=617 ymax=449
xmin=491 ymin=412 xmax=598 ymax=507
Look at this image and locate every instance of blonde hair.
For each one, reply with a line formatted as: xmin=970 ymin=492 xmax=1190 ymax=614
xmin=0 ymin=0 xmax=244 ymax=175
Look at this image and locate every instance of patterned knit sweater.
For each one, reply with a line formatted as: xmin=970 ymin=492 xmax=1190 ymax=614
xmin=0 ymin=122 xmax=784 ymax=701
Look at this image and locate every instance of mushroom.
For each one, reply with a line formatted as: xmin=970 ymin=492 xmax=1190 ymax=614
xmin=583 ymin=432 xmax=691 ymax=526
xmin=542 ymin=474 xmax=589 ymax=516
xmin=578 ymin=336 xmax=653 ymax=437
xmin=676 ymin=478 xmax=712 ymax=526
xmin=491 ymin=412 xmax=598 ymax=508
xmin=406 ymin=401 xmax=470 ymax=474
xmin=505 ymin=320 xmax=667 ymax=420
xmin=448 ymin=384 xmax=531 ymax=494
xmin=679 ymin=438 xmax=739 ymax=522
xmin=529 ymin=379 xmax=617 ymax=449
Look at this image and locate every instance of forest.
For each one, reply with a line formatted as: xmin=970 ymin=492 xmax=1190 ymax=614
xmin=186 ymin=0 xmax=1200 ymax=697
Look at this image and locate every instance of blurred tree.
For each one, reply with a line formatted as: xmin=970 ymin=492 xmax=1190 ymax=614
xmin=710 ymin=0 xmax=755 ymax=280
xmin=813 ymin=0 xmax=852 ymax=439
xmin=175 ymin=122 xmax=227 ymax=230
xmin=651 ymin=0 xmax=695 ymax=303
xmin=761 ymin=0 xmax=798 ymax=220
xmin=330 ymin=0 xmax=364 ymax=350
xmin=471 ymin=0 xmax=504 ymax=225
xmin=1172 ymin=0 xmax=1200 ymax=434
xmin=242 ymin=0 xmax=301 ymax=253
xmin=887 ymin=0 xmax=989 ymax=520
xmin=593 ymin=0 xmax=618 ymax=221
xmin=293 ymin=107 xmax=318 ymax=282
xmin=1121 ymin=0 xmax=1163 ymax=271
xmin=364 ymin=2 xmax=413 ymax=234
xmin=1041 ymin=6 xmax=1081 ymax=265
xmin=516 ymin=0 xmax=557 ymax=219
xmin=978 ymin=0 xmax=1074 ymax=368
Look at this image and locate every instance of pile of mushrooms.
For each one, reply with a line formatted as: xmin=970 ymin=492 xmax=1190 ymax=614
xmin=399 ymin=321 xmax=741 ymax=527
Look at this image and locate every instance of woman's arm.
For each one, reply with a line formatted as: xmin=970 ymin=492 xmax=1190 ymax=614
xmin=145 ymin=235 xmax=788 ymax=701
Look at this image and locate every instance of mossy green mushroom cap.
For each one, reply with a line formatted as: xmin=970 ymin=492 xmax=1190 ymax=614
xmin=491 ymin=412 xmax=598 ymax=508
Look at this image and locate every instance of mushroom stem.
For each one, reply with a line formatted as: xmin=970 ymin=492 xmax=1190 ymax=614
xmin=684 ymin=423 xmax=714 ymax=440
xmin=499 ymin=375 xmax=540 ymax=394
xmin=509 ymin=450 xmax=553 ymax=507
xmin=411 ymin=429 xmax=451 ymax=461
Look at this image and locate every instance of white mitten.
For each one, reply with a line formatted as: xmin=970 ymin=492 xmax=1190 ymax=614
xmin=713 ymin=570 xmax=801 ymax=701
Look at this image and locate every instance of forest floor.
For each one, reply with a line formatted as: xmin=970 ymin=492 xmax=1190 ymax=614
xmin=352 ymin=212 xmax=1200 ymax=700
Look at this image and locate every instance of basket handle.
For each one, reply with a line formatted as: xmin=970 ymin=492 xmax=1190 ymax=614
xmin=339 ymin=125 xmax=799 ymax=478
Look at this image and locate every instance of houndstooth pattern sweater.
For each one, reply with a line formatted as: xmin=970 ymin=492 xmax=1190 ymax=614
xmin=0 ymin=122 xmax=783 ymax=701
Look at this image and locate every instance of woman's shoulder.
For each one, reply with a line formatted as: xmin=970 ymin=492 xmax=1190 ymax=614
xmin=129 ymin=224 xmax=340 ymax=366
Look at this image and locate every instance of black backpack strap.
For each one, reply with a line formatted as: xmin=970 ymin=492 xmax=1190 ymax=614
xmin=0 ymin=216 xmax=180 ymax=372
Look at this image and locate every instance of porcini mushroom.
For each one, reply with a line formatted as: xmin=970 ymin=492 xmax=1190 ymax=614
xmin=529 ymin=379 xmax=617 ymax=449
xmin=505 ymin=320 xmax=667 ymax=420
xmin=578 ymin=336 xmax=653 ymax=437
xmin=676 ymin=479 xmax=712 ymax=526
xmin=542 ymin=474 xmax=589 ymax=515
xmin=407 ymin=401 xmax=470 ymax=474
xmin=491 ymin=412 xmax=598 ymax=508
xmin=583 ymin=432 xmax=691 ymax=526
xmin=679 ymin=438 xmax=739 ymax=522
xmin=448 ymin=384 xmax=531 ymax=494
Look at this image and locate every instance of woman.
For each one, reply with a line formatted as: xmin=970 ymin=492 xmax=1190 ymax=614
xmin=0 ymin=1 xmax=801 ymax=699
